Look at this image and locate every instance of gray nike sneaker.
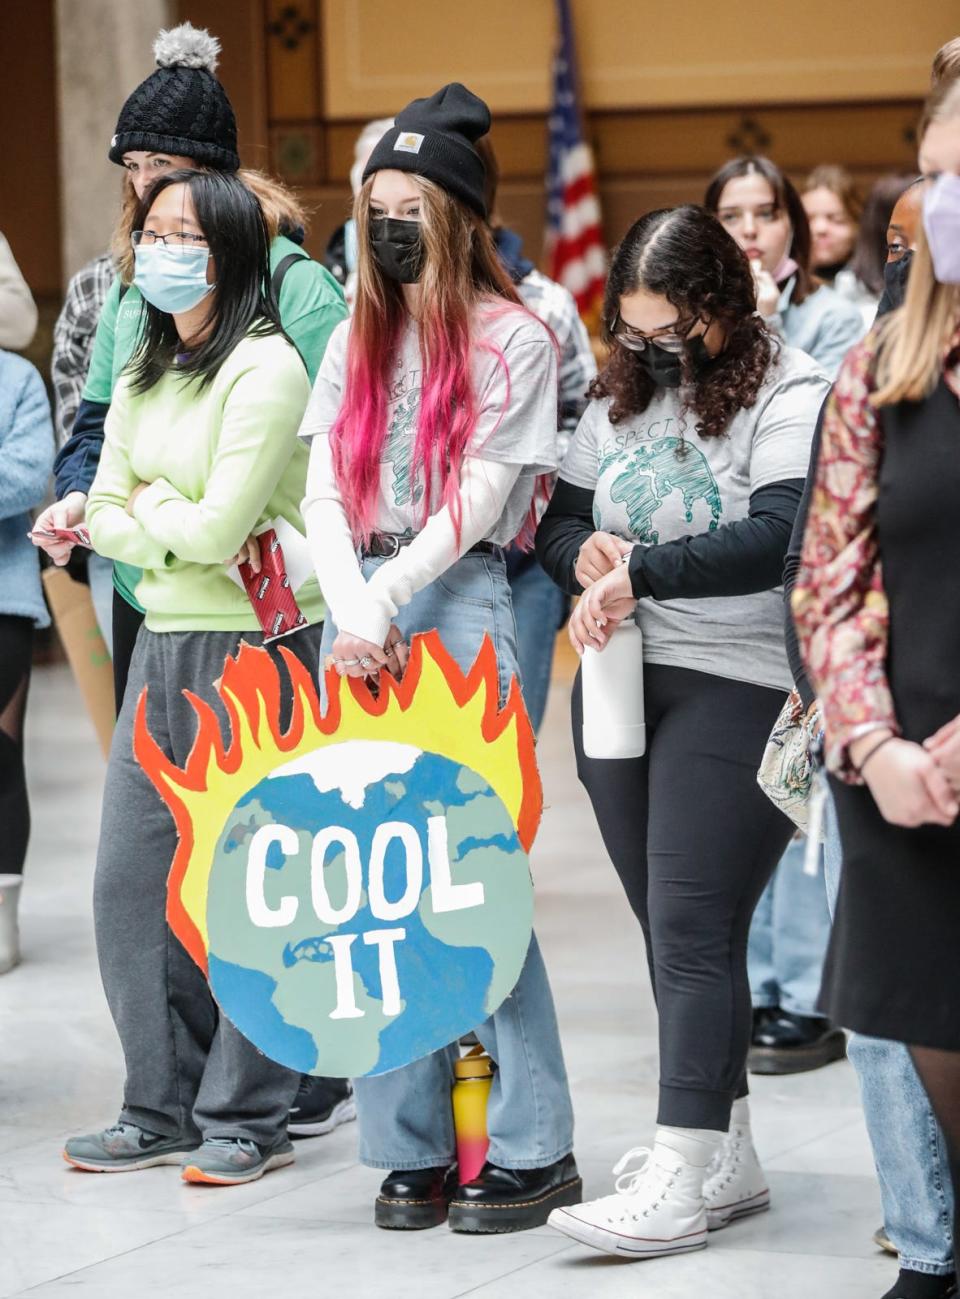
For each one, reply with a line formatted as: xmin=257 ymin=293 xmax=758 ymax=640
xmin=64 ymin=1122 xmax=200 ymax=1172
xmin=181 ymin=1136 xmax=295 ymax=1186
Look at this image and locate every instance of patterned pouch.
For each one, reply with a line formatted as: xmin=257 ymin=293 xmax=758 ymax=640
xmin=756 ymin=690 xmax=824 ymax=838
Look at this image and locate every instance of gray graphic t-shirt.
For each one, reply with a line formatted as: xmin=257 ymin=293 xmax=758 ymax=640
xmin=560 ymin=344 xmax=829 ymax=690
xmin=299 ymin=305 xmax=559 ymax=545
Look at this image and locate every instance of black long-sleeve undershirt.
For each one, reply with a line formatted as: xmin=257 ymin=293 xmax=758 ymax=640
xmin=535 ymin=475 xmax=804 ymax=604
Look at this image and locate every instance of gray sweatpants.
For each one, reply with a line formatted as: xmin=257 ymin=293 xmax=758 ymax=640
xmin=95 ymin=624 xmax=323 ymax=1145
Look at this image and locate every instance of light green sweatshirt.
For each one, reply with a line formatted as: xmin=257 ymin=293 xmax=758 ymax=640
xmin=87 ymin=329 xmax=324 ymax=632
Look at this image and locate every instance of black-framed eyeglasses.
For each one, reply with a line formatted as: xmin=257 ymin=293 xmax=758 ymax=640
xmin=611 ymin=311 xmax=699 ymax=354
xmin=131 ymin=230 xmax=209 ymax=249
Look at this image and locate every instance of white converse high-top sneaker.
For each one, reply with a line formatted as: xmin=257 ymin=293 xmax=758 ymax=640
xmin=703 ymin=1098 xmax=770 ymax=1230
xmin=548 ymin=1127 xmax=722 ymax=1259
xmin=0 ymin=875 xmax=23 ymax=975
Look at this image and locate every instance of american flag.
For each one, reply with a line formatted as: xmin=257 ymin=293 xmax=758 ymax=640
xmin=544 ymin=0 xmax=606 ymax=330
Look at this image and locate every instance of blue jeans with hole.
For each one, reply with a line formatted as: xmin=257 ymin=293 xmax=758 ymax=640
xmin=822 ymin=786 xmax=954 ymax=1275
xmin=748 ymin=834 xmax=832 ymax=1017
xmin=319 ymin=550 xmax=575 ymax=1170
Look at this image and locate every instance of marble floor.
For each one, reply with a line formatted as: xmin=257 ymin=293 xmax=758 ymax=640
xmin=0 ymin=658 xmax=894 ymax=1298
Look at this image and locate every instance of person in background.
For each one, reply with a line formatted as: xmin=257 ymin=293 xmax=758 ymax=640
xmin=51 ymin=248 xmax=117 ymax=650
xmin=31 ymin=21 xmax=353 ymax=1148
xmin=536 ymin=204 xmax=827 ymax=1260
xmin=878 ymin=179 xmax=925 ymax=315
xmin=301 ymin=84 xmax=579 ymax=1234
xmin=64 ymin=169 xmax=327 ymax=1185
xmin=0 ymin=350 xmax=54 ymax=974
xmin=0 ymin=233 xmax=38 ymax=351
xmin=793 ymin=74 xmax=960 ymax=1299
xmin=476 ymin=135 xmax=596 ymax=732
xmin=803 ymin=165 xmax=862 ymax=283
xmin=705 ymin=154 xmax=862 ymax=1071
xmin=324 ymin=118 xmax=395 ymax=304
xmin=705 ymin=156 xmax=864 ymax=378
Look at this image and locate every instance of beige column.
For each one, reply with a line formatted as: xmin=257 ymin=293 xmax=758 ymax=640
xmin=54 ymin=0 xmax=173 ymax=282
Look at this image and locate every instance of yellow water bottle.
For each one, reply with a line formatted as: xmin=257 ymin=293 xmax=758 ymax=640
xmin=452 ymin=1045 xmax=495 ymax=1183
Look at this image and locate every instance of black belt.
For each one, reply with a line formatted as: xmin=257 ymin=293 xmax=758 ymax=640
xmin=362 ymin=534 xmax=500 ymax=559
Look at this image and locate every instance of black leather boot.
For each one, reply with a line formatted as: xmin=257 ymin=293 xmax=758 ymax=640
xmin=374 ymin=1165 xmax=457 ymax=1230
xmin=447 ymin=1154 xmax=582 ymax=1233
xmin=748 ymin=1010 xmax=847 ymax=1075
xmin=881 ymin=1269 xmax=958 ymax=1299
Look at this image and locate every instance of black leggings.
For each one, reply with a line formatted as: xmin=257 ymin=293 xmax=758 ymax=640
xmin=0 ymin=616 xmax=33 ymax=877
xmin=573 ymin=662 xmax=794 ymax=1130
xmin=111 ymin=589 xmax=146 ymax=716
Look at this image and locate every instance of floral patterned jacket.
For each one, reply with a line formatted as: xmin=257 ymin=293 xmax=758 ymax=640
xmin=792 ymin=325 xmax=960 ymax=781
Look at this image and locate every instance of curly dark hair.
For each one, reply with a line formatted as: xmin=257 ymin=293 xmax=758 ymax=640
xmin=591 ymin=204 xmax=774 ymax=438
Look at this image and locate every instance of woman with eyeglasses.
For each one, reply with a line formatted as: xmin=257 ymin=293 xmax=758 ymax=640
xmin=63 ymin=169 xmax=327 ymax=1187
xmin=705 ymin=156 xmax=864 ymax=379
xmin=536 ymin=205 xmax=829 ymax=1260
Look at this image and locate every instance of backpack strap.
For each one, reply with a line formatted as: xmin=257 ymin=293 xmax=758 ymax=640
xmin=271 ymin=251 xmax=310 ymax=299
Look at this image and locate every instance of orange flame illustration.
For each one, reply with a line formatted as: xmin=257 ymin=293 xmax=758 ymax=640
xmin=133 ymin=631 xmax=541 ymax=976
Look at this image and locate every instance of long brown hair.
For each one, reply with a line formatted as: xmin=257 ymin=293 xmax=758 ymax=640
xmin=333 ymin=173 xmax=530 ymax=545
xmin=705 ymin=157 xmax=815 ymax=305
xmin=591 ymin=205 xmax=774 ymax=439
xmin=874 ymin=79 xmax=960 ymax=406
xmin=112 ymin=166 xmax=308 ymax=282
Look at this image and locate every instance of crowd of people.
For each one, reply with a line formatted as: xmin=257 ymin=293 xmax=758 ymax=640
xmin=1 ymin=18 xmax=959 ymax=1296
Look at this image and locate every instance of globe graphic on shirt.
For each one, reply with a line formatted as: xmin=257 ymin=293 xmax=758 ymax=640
xmin=204 ymin=740 xmax=534 ymax=1078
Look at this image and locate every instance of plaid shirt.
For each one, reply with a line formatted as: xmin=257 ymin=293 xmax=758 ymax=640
xmin=51 ymin=252 xmax=115 ymax=447
xmin=516 ymin=268 xmax=596 ymax=456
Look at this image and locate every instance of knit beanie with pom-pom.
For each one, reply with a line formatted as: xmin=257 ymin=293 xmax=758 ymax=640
xmin=109 ymin=22 xmax=239 ymax=170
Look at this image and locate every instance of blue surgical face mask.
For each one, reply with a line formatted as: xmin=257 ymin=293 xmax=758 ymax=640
xmin=133 ymin=244 xmax=215 ymax=314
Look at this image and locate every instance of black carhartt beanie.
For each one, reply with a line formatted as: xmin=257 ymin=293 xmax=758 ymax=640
xmin=362 ymin=83 xmax=491 ymax=217
xmin=109 ymin=23 xmax=240 ymax=171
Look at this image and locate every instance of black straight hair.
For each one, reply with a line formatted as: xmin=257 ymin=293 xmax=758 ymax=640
xmin=127 ymin=169 xmax=288 ymax=394
xmin=704 ymin=156 xmax=815 ymax=305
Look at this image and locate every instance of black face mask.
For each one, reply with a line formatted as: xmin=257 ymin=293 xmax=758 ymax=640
xmin=369 ymin=217 xmax=424 ymax=284
xmin=879 ymin=250 xmax=913 ymax=316
xmin=637 ymin=336 xmax=713 ymax=389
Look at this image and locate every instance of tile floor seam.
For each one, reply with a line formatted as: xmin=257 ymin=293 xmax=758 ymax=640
xmin=3 ymin=1219 xmax=195 ymax=1299
xmin=447 ymin=1241 xmax=580 ymax=1299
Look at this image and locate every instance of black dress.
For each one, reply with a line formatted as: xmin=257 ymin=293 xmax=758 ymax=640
xmin=823 ymin=377 xmax=960 ymax=1050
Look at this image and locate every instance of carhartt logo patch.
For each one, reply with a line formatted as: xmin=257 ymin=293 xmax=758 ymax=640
xmin=394 ymin=131 xmax=424 ymax=155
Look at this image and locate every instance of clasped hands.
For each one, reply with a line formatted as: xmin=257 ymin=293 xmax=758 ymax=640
xmin=329 ymin=625 xmax=410 ymax=683
xmin=567 ymin=530 xmax=637 ymax=655
xmin=850 ymin=715 xmax=960 ymax=830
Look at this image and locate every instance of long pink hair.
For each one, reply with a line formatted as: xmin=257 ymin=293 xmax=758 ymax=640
xmin=330 ymin=174 xmax=550 ymax=548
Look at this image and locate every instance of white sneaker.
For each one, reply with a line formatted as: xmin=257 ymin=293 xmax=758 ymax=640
xmin=703 ymin=1099 xmax=770 ymax=1230
xmin=548 ymin=1127 xmax=721 ymax=1259
xmin=0 ymin=875 xmax=22 ymax=975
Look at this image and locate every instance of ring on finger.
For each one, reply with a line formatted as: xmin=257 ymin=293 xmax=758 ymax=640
xmin=358 ymin=655 xmax=375 ymax=670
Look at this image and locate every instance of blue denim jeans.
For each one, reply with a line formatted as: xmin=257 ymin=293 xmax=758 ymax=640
xmin=823 ymin=787 xmax=954 ymax=1275
xmin=747 ymin=834 xmax=832 ymax=1017
xmin=508 ymin=559 xmax=567 ymax=736
xmin=319 ymin=550 xmax=575 ymax=1170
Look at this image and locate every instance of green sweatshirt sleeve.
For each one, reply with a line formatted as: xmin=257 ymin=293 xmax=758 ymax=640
xmin=86 ymin=383 xmax=172 ymax=569
xmin=277 ymin=260 xmax=348 ymax=385
xmin=132 ymin=357 xmax=311 ymax=565
xmin=81 ymin=276 xmax=123 ymax=404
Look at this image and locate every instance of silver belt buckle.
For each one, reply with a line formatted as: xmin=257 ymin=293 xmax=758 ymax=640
xmin=381 ymin=534 xmax=401 ymax=558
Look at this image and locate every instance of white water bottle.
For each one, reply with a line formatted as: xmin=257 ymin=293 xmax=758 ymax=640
xmin=581 ymin=620 xmax=645 ymax=759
